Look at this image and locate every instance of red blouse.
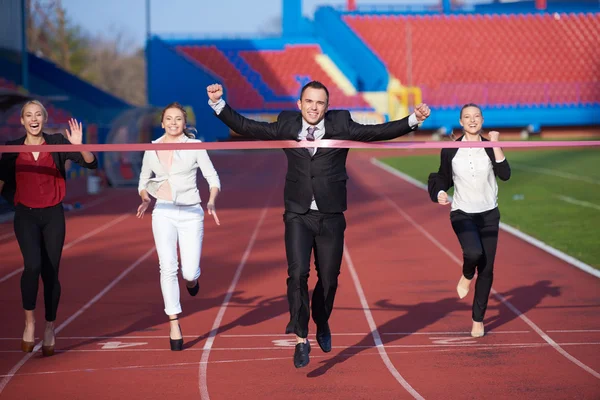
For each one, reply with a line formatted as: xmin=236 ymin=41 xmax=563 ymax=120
xmin=14 ymin=144 xmax=66 ymax=208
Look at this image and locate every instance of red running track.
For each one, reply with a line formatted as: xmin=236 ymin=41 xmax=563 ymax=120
xmin=0 ymin=151 xmax=598 ymax=400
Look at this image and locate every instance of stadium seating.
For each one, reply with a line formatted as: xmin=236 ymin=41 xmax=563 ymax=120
xmin=240 ymin=45 xmax=372 ymax=109
xmin=177 ymin=45 xmax=266 ymax=110
xmin=177 ymin=44 xmax=373 ymax=111
xmin=343 ymin=12 xmax=600 ymax=107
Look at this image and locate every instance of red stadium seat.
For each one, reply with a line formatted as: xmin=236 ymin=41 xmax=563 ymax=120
xmin=177 ymin=44 xmax=372 ymax=111
xmin=177 ymin=45 xmax=266 ymax=110
xmin=343 ymin=12 xmax=600 ymax=106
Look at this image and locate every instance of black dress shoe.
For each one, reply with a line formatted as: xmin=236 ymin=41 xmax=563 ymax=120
xmin=293 ymin=340 xmax=311 ymax=368
xmin=316 ymin=323 xmax=332 ymax=353
xmin=186 ymin=280 xmax=199 ymax=297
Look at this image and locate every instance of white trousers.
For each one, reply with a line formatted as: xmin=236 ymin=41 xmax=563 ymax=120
xmin=152 ymin=199 xmax=204 ymax=315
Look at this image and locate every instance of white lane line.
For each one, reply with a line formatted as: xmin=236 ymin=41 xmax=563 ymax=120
xmin=511 ymin=163 xmax=600 ymax=185
xmin=198 ymin=183 xmax=278 ymax=400
xmin=1 ymin=342 xmax=597 ymax=379
xmin=378 ymin=185 xmax=600 ymax=380
xmin=0 ymin=213 xmax=131 ymax=284
xmin=371 ymin=158 xmax=600 ymax=279
xmin=556 ymin=195 xmax=600 ymax=211
xmin=0 ymin=247 xmax=156 ymax=394
xmin=344 ymin=244 xmax=425 ymax=399
xmin=0 ymin=190 xmax=123 ymax=241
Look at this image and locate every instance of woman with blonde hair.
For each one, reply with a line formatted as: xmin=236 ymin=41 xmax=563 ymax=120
xmin=136 ymin=102 xmax=221 ymax=351
xmin=0 ymin=100 xmax=98 ymax=356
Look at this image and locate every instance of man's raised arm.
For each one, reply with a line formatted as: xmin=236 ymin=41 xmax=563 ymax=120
xmin=207 ymin=84 xmax=279 ymax=140
xmin=348 ymin=103 xmax=431 ymax=142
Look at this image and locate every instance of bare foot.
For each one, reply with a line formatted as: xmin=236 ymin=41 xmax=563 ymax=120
xmin=44 ymin=322 xmax=55 ymax=347
xmin=22 ymin=322 xmax=35 ymax=343
xmin=456 ymin=275 xmax=472 ymax=299
xmin=169 ymin=319 xmax=182 ymax=340
xmin=471 ymin=320 xmax=484 ymax=337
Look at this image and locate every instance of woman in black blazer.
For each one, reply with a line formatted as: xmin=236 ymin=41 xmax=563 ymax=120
xmin=428 ymin=103 xmax=511 ymax=337
xmin=0 ymin=100 xmax=97 ymax=356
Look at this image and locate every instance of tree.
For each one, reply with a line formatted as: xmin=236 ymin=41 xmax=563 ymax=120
xmin=26 ymin=0 xmax=146 ymax=105
xmin=79 ymin=30 xmax=146 ymax=106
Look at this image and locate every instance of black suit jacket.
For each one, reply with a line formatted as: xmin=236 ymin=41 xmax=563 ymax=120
xmin=217 ymin=104 xmax=418 ymax=213
xmin=0 ymin=133 xmax=98 ymax=205
xmin=427 ymin=135 xmax=511 ymax=203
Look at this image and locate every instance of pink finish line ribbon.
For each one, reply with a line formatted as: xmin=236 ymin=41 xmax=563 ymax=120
xmin=0 ymin=140 xmax=599 ymax=153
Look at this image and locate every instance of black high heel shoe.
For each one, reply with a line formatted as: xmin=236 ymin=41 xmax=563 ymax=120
xmin=186 ymin=280 xmax=199 ymax=297
xmin=169 ymin=317 xmax=183 ymax=351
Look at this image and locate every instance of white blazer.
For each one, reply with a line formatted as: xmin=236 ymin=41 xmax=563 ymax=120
xmin=138 ymin=135 xmax=221 ymax=206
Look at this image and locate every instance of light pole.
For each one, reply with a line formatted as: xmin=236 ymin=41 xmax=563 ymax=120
xmin=145 ymin=0 xmax=151 ymax=105
xmin=21 ymin=0 xmax=29 ymax=91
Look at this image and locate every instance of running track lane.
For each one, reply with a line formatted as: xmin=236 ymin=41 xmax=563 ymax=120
xmin=0 ymin=151 xmax=598 ymax=399
xmin=0 ymin=152 xmax=281 ymax=399
xmin=339 ymin=152 xmax=600 ymax=399
xmin=0 ymin=189 xmax=134 ymax=280
xmin=194 ymin=150 xmax=598 ymax=399
xmin=194 ymin=191 xmax=411 ymax=399
xmin=0 ymin=192 xmax=147 ymax=390
xmin=0 ymin=185 xmax=131 ymax=241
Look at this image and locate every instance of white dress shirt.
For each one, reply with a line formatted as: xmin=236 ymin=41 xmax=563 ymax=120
xmin=209 ymin=98 xmax=419 ymax=211
xmin=450 ymin=136 xmax=499 ymax=213
xmin=138 ymin=135 xmax=221 ymax=206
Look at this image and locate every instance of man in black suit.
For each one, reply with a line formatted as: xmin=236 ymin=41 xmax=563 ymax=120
xmin=207 ymin=81 xmax=430 ymax=368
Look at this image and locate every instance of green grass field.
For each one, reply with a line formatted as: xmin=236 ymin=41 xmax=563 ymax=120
xmin=378 ymin=147 xmax=600 ymax=269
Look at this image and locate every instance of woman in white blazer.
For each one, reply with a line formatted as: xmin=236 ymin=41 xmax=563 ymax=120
xmin=136 ymin=102 xmax=221 ymax=351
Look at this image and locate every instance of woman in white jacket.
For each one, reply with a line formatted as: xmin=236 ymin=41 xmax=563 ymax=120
xmin=136 ymin=102 xmax=221 ymax=351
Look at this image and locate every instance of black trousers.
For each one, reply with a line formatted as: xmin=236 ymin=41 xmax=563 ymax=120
xmin=14 ymin=203 xmax=66 ymax=322
xmin=283 ymin=210 xmax=346 ymax=338
xmin=450 ymin=207 xmax=500 ymax=323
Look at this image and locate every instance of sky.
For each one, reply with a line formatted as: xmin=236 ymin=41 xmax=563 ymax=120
xmin=60 ymin=0 xmax=447 ymax=49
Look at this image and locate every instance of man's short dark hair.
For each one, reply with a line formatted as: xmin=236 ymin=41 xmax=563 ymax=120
xmin=299 ymin=81 xmax=329 ymax=104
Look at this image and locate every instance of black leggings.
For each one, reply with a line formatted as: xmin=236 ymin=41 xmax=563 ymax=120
xmin=450 ymin=207 xmax=500 ymax=322
xmin=14 ymin=203 xmax=66 ymax=322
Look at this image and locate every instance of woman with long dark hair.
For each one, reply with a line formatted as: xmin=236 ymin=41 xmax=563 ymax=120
xmin=136 ymin=102 xmax=221 ymax=351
